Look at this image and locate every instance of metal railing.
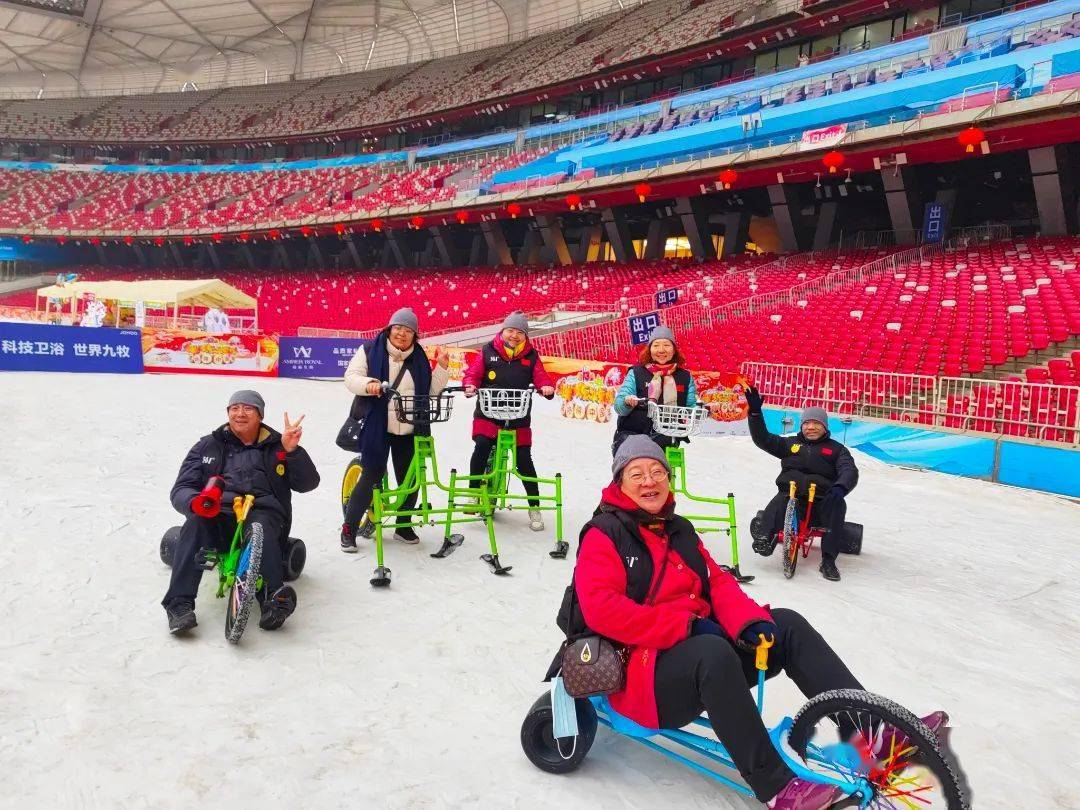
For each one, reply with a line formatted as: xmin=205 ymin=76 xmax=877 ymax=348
xmin=741 ymin=361 xmax=1080 ymax=446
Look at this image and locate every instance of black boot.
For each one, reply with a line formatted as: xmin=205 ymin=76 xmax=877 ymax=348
xmin=752 ymin=535 xmax=777 ymax=557
xmin=819 ymin=556 xmax=841 ymax=581
xmin=340 ymin=523 xmax=358 ymax=554
xmin=260 ymin=585 xmax=297 ymax=630
xmin=166 ymin=599 xmax=197 ymax=634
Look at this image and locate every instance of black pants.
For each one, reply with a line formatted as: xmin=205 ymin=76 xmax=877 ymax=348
xmin=654 ymin=608 xmax=863 ymax=802
xmin=162 ymin=509 xmax=284 ymax=608
xmin=611 ymin=429 xmax=676 ymax=457
xmin=344 ymin=434 xmax=418 ymax=529
xmin=761 ymin=491 xmax=847 ymax=560
xmin=469 ymin=435 xmax=540 ymax=507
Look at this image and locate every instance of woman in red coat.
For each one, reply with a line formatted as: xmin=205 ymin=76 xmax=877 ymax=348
xmin=572 ymin=434 xmax=870 ymax=809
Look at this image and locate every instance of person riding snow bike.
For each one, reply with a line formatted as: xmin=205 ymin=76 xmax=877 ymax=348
xmin=463 ymin=311 xmax=555 ymax=531
xmin=162 ymin=389 xmax=320 ymax=634
xmin=612 ymin=325 xmax=698 ymax=456
xmin=745 ymin=387 xmax=858 ymax=582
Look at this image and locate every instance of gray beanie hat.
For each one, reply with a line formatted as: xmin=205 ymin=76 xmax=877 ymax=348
xmin=388 ymin=307 xmax=419 ymax=333
xmin=612 ymin=435 xmax=672 ymax=481
xmin=648 ymin=325 xmax=676 ymax=344
xmin=800 ymin=406 xmax=829 ymax=429
xmin=228 ymin=389 xmax=264 ymax=416
xmin=500 ymin=310 xmax=530 ymax=336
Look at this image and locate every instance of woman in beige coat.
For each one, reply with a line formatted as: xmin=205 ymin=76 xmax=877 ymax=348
xmin=340 ymin=307 xmax=450 ymax=551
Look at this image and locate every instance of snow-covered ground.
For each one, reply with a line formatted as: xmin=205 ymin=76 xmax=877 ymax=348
xmin=2 ymin=372 xmax=1078 ymax=809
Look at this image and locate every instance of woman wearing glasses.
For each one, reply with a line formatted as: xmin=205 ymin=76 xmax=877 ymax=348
xmin=560 ymin=435 xmax=941 ymax=809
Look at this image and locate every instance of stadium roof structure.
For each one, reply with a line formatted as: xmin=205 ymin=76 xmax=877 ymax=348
xmin=0 ymin=0 xmax=624 ymax=97
xmin=36 ymin=278 xmax=257 ymax=311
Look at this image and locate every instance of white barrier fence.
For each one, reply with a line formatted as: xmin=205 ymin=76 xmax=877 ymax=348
xmin=742 ymin=361 xmax=1080 ymax=446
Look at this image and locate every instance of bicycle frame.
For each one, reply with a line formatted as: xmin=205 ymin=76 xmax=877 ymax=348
xmin=211 ymin=494 xmax=261 ymax=598
xmin=784 ymin=480 xmax=820 ymax=564
xmin=588 ymin=638 xmax=874 ymax=806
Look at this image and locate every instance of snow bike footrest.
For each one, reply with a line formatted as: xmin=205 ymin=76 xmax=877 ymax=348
xmin=721 ymin=563 xmax=755 ymax=583
xmin=481 ymin=553 xmax=513 ymax=575
xmin=549 ymin=540 xmax=569 ymax=559
xmin=430 ymin=534 xmax=465 ymax=558
xmin=370 ymin=565 xmax=392 ymax=587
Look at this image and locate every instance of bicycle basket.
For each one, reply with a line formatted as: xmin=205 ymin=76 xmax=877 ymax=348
xmin=647 ymin=402 xmax=705 ymax=438
xmin=393 ymin=392 xmax=456 ymax=426
xmin=478 ymin=388 xmax=532 ymax=422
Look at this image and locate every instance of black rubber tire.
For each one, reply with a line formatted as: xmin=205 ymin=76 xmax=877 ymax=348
xmin=282 ymin=537 xmax=307 ymax=581
xmin=789 ymin=689 xmax=970 ymax=809
xmin=520 ymin=692 xmax=597 ymax=775
xmin=781 ymin=500 xmax=799 ymax=579
xmin=841 ymin=522 xmax=863 ymax=555
xmin=225 ymin=522 xmax=263 ymax=645
xmin=749 ymin=511 xmax=766 ymax=543
xmin=160 ymin=526 xmax=181 ymax=568
xmin=341 ymin=457 xmax=363 ymax=519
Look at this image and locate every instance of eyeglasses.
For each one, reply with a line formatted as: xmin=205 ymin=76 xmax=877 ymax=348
xmin=228 ymin=404 xmax=258 ymax=415
xmin=626 ymin=468 xmax=669 ymax=485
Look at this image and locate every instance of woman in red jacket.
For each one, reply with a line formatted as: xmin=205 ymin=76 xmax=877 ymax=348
xmin=463 ymin=311 xmax=555 ymax=531
xmin=573 ymin=434 xmax=885 ymax=809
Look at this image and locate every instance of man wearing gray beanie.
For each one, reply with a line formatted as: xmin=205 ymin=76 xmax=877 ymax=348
xmin=742 ymin=385 xmax=859 ymax=582
xmin=161 ymin=389 xmax=320 ymax=634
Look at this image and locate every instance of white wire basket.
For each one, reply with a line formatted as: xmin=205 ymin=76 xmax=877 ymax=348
xmin=478 ymin=387 xmax=533 ymax=421
xmin=648 ymin=402 xmax=705 ymax=438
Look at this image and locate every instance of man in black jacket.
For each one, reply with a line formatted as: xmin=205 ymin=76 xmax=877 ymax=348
xmin=162 ymin=389 xmax=320 ymax=633
xmin=744 ymin=387 xmax=858 ymax=582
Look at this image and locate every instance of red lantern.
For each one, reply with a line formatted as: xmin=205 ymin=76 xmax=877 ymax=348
xmin=21 ymin=235 xmax=31 ymax=244
xmin=507 ymin=202 xmax=522 ymax=219
xmin=154 ymin=236 xmax=165 ymax=247
xmin=239 ymin=232 xmax=250 ymax=242
xmin=90 ymin=237 xmax=101 ymax=246
xmin=268 ymin=229 xmax=281 ymax=240
xmin=957 ymin=127 xmax=985 ymax=154
xmin=212 ymin=233 xmax=222 ymax=243
xmin=371 ymin=218 xmax=384 ymax=232
xmin=334 ymin=222 xmax=346 ymax=235
xmin=123 ymin=235 xmax=134 ymax=245
xmin=719 ymin=168 xmax=739 ymax=190
xmin=822 ymin=151 xmax=845 ymax=174
xmin=455 ymin=210 xmax=469 ymax=224
xmin=300 ymin=225 xmax=313 ymax=237
xmin=410 ymin=215 xmax=424 ymax=230
xmin=56 ymin=236 xmax=67 ymax=245
xmin=182 ymin=235 xmax=193 ymax=246
xmin=634 ymin=182 xmax=652 ymax=203
xmin=565 ymin=193 xmax=582 ymax=211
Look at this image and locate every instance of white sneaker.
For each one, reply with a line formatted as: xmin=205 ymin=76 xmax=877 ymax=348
xmin=528 ymin=509 xmax=545 ymax=532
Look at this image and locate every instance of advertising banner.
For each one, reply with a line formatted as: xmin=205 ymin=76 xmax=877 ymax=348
xmin=0 ymin=322 xmax=143 ymax=373
xmin=141 ymin=328 xmax=279 ymax=376
xmin=798 ymin=123 xmax=848 ymax=151
xmin=279 ymin=336 xmax=366 ymax=379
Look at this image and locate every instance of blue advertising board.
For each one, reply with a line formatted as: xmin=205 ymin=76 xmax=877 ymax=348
xmin=655 ymin=287 xmax=679 ymax=309
xmin=628 ymin=311 xmax=661 ymax=345
xmin=0 ymin=322 xmax=143 ymax=373
xmin=279 ymin=335 xmax=366 ymax=379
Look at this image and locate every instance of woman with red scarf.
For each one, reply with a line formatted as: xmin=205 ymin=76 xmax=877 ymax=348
xmin=463 ymin=311 xmax=555 ymax=531
xmin=612 ymin=325 xmax=697 ymax=455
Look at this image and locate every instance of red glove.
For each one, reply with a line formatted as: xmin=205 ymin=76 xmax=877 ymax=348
xmin=191 ymin=476 xmax=225 ymax=518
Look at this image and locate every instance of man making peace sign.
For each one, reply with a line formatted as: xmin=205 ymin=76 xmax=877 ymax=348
xmin=162 ymin=390 xmax=320 ymax=634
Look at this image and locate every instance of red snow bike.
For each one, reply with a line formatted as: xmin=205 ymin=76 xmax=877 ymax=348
xmin=751 ymin=481 xmax=863 ymax=579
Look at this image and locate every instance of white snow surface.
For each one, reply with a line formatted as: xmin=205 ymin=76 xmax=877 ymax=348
xmin=2 ymin=372 xmax=1079 ymax=809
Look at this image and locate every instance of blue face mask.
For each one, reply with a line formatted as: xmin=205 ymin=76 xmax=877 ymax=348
xmin=551 ymin=675 xmax=579 ymax=743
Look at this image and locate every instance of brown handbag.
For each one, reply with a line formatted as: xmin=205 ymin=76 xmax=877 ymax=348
xmin=559 ymin=535 xmax=670 ymax=699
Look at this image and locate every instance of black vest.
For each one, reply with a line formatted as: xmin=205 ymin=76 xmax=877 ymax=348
xmin=555 ymin=508 xmax=711 ymax=639
xmin=474 ymin=340 xmax=539 ymax=428
xmin=615 ymin=364 xmax=693 ymax=436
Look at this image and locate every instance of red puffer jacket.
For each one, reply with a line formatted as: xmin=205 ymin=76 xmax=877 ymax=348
xmin=574 ymin=483 xmax=772 ymax=729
